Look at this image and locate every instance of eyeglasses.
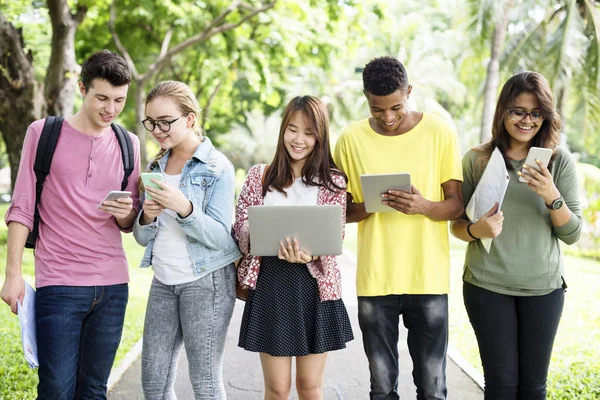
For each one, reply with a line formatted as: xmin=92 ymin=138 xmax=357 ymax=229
xmin=141 ymin=115 xmax=186 ymax=132
xmin=507 ymin=109 xmax=544 ymax=123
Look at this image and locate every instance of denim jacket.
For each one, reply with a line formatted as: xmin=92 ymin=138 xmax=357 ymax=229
xmin=133 ymin=137 xmax=241 ymax=277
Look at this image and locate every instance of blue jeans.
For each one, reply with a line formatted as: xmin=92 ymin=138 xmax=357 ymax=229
xmin=463 ymin=282 xmax=564 ymax=400
xmin=358 ymin=294 xmax=448 ymax=400
xmin=35 ymin=284 xmax=128 ymax=400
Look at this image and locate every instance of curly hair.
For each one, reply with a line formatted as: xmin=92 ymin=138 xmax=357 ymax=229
xmin=362 ymin=56 xmax=409 ymax=96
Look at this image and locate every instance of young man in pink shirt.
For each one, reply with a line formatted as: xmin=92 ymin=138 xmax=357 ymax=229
xmin=0 ymin=50 xmax=141 ymax=399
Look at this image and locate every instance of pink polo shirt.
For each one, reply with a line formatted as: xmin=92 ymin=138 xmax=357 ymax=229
xmin=5 ymin=118 xmax=141 ymax=288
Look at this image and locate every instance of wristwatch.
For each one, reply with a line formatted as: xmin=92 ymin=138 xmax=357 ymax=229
xmin=546 ymin=196 xmax=565 ymax=210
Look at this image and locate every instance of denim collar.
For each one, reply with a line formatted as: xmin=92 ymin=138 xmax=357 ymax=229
xmin=157 ymin=136 xmax=214 ymax=170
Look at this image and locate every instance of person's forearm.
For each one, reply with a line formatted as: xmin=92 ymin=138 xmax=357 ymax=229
xmin=450 ymin=219 xmax=477 ymax=243
xmin=422 ymin=197 xmax=464 ymax=221
xmin=6 ymin=222 xmax=29 ymax=276
xmin=549 ymin=203 xmax=573 ymax=227
xmin=116 ymin=208 xmax=137 ymax=229
xmin=347 ymin=201 xmax=370 ymax=223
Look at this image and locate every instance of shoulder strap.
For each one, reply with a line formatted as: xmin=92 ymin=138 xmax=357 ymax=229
xmin=33 ymin=116 xmax=64 ymax=180
xmin=111 ymin=123 xmax=134 ymax=191
xmin=26 ymin=116 xmax=64 ymax=249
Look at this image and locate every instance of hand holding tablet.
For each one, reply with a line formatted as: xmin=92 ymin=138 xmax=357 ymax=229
xmin=360 ymin=173 xmax=412 ymax=213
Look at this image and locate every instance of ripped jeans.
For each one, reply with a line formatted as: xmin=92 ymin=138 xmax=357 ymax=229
xmin=358 ymin=294 xmax=448 ymax=400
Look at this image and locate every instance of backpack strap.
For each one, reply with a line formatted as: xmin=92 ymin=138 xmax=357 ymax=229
xmin=111 ymin=123 xmax=134 ymax=191
xmin=26 ymin=116 xmax=64 ymax=249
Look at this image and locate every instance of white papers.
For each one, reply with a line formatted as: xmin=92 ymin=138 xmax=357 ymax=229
xmin=17 ymin=282 xmax=38 ymax=368
xmin=465 ymin=147 xmax=510 ymax=253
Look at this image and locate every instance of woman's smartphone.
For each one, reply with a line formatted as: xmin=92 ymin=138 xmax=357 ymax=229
xmin=519 ymin=147 xmax=553 ymax=183
xmin=97 ymin=191 xmax=132 ymax=209
xmin=141 ymin=172 xmax=164 ymax=200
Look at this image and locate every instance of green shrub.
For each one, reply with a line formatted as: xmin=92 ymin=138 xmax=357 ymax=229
xmin=549 ymin=362 xmax=600 ymax=400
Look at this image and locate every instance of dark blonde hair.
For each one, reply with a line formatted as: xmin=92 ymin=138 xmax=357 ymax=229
xmin=144 ymin=80 xmax=203 ymax=171
xmin=476 ymin=71 xmax=562 ymax=171
xmin=263 ymin=95 xmax=345 ymax=194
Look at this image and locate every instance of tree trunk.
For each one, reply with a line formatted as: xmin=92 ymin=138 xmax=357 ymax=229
xmin=0 ymin=13 xmax=46 ymax=191
xmin=134 ymin=84 xmax=149 ymax=167
xmin=45 ymin=0 xmax=87 ymax=116
xmin=479 ymin=8 xmax=509 ymax=144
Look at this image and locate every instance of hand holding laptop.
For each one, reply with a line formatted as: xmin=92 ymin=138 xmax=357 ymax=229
xmin=278 ymin=237 xmax=315 ymax=264
xmin=248 ymin=205 xmax=343 ymax=257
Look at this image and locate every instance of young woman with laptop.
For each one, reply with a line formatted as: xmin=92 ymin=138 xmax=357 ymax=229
xmin=233 ymin=95 xmax=354 ymax=399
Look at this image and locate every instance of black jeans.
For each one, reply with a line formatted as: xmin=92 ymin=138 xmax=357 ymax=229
xmin=358 ymin=294 xmax=448 ymax=400
xmin=463 ymin=282 xmax=564 ymax=400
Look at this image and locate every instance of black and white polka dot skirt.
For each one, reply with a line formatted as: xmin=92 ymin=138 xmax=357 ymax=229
xmin=238 ymin=256 xmax=354 ymax=356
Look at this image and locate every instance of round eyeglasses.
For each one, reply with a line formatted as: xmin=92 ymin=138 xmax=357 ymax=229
xmin=141 ymin=115 xmax=186 ymax=132
xmin=506 ymin=109 xmax=544 ymax=123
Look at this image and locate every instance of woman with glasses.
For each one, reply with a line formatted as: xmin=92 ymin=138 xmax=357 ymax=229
xmin=451 ymin=71 xmax=582 ymax=399
xmin=133 ymin=80 xmax=240 ymax=399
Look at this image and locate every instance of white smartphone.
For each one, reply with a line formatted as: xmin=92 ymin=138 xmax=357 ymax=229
xmin=140 ymin=172 xmax=164 ymax=200
xmin=97 ymin=191 xmax=132 ymax=209
xmin=519 ymin=147 xmax=553 ymax=183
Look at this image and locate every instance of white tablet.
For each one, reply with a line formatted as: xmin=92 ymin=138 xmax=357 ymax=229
xmin=360 ymin=173 xmax=411 ymax=213
xmin=248 ymin=205 xmax=343 ymax=257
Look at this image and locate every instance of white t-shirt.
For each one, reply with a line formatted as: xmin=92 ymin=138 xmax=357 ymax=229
xmin=262 ymin=165 xmax=319 ymax=206
xmin=151 ymin=172 xmax=198 ymax=285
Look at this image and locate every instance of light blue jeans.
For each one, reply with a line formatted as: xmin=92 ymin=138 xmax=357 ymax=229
xmin=141 ymin=263 xmax=236 ymax=399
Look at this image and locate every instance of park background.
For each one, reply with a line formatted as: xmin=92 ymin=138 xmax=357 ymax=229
xmin=0 ymin=0 xmax=599 ymax=398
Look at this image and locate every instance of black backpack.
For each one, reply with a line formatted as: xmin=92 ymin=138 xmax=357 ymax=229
xmin=25 ymin=116 xmax=135 ymax=249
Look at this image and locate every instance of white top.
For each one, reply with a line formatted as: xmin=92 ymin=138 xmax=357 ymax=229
xmin=151 ymin=172 xmax=198 ymax=285
xmin=262 ymin=164 xmax=319 ymax=206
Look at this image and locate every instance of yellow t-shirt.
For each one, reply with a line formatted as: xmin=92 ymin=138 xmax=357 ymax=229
xmin=334 ymin=113 xmax=462 ymax=296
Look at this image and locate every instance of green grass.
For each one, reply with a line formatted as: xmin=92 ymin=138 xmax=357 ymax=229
xmin=343 ymin=224 xmax=600 ymax=399
xmin=0 ymin=204 xmax=153 ymax=399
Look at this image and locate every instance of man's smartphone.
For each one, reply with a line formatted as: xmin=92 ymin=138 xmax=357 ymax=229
xmin=519 ymin=147 xmax=553 ymax=183
xmin=141 ymin=172 xmax=164 ymax=200
xmin=97 ymin=191 xmax=132 ymax=209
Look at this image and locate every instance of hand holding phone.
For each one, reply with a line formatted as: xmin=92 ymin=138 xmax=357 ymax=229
xmin=518 ymin=147 xmax=552 ymax=183
xmin=141 ymin=172 xmax=164 ymax=200
xmin=97 ymin=191 xmax=132 ymax=209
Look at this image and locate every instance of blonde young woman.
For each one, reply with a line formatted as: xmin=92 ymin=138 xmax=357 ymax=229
xmin=133 ymin=81 xmax=240 ymax=399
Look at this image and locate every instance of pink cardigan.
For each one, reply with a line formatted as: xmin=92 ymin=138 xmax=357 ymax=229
xmin=233 ymin=164 xmax=347 ymax=301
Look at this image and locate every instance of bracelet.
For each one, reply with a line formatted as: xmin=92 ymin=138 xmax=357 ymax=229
xmin=466 ymin=223 xmax=479 ymax=240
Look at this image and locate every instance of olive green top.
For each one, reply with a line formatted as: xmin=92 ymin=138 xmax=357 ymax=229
xmin=461 ymin=147 xmax=582 ymax=296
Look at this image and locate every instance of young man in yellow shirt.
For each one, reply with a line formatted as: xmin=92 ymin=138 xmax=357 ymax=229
xmin=334 ymin=56 xmax=463 ymax=399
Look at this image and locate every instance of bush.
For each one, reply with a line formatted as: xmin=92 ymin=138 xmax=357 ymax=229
xmin=549 ymin=362 xmax=600 ymax=400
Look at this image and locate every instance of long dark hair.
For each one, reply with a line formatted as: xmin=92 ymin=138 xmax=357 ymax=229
xmin=476 ymin=71 xmax=562 ymax=170
xmin=263 ymin=96 xmax=346 ymax=194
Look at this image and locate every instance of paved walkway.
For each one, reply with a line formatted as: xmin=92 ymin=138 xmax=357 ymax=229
xmin=109 ymin=253 xmax=483 ymax=399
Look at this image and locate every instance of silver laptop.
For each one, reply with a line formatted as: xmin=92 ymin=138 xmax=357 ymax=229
xmin=248 ymin=205 xmax=343 ymax=257
xmin=360 ymin=173 xmax=412 ymax=213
